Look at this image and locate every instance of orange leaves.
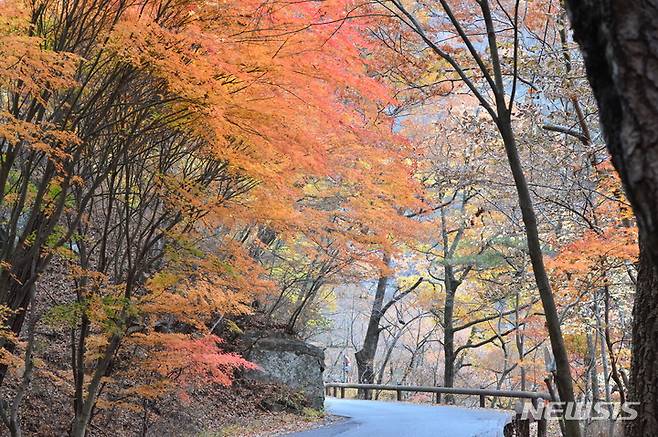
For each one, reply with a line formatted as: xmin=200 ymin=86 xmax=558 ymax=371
xmin=0 ymin=112 xmax=80 ymax=166
xmin=0 ymin=0 xmax=425 ymax=419
xmin=91 ymin=0 xmax=417 ymax=235
xmin=0 ymin=1 xmax=78 ymax=102
xmin=548 ymin=226 xmax=638 ymax=297
xmin=552 ymin=227 xmax=638 ymax=270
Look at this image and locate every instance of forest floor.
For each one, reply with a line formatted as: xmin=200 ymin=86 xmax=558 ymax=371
xmin=229 ymin=412 xmax=346 ymax=436
xmin=2 ymin=372 xmax=336 ymax=436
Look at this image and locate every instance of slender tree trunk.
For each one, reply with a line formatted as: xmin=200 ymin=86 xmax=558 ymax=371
xmin=438 ymin=206 xmax=462 ymax=403
xmin=71 ymin=334 xmax=121 ymax=437
xmin=442 ymin=270 xmax=458 ymax=403
xmin=564 ymin=3 xmax=658 ymax=434
xmin=355 ymin=253 xmax=391 ymax=399
xmin=515 ymin=291 xmax=527 ymax=391
xmin=586 ymin=332 xmax=601 ymax=406
xmin=498 ymin=121 xmax=581 ymax=437
xmin=594 ymin=289 xmax=613 ymax=418
xmin=602 ymin=285 xmax=626 ymax=406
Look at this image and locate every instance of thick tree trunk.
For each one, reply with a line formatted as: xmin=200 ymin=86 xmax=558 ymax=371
xmin=564 ymin=2 xmax=658 ymax=435
xmin=627 ymin=237 xmax=658 ymax=435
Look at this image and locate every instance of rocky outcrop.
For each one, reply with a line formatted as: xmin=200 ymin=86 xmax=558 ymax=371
xmin=243 ymin=333 xmax=325 ymax=409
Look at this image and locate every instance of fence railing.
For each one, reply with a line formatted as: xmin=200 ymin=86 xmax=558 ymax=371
xmin=324 ymin=382 xmax=549 ymax=437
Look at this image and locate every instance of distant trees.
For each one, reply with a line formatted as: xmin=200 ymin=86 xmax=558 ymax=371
xmin=354 ymin=253 xmax=423 ymax=397
xmin=375 ymin=2 xmax=581 ymax=434
xmin=318 ymin=1 xmax=638 ymax=434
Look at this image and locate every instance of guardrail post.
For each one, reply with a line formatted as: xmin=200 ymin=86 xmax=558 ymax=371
xmin=520 ymin=418 xmax=530 ymax=437
xmin=479 ymin=394 xmax=486 ymax=407
xmin=396 ymin=389 xmax=402 ymax=401
xmin=435 ymin=392 xmax=441 ymax=404
xmin=325 ymin=386 xmax=330 ymax=396
xmin=537 ymin=417 xmax=547 ymax=437
xmin=333 ymin=386 xmax=338 ymax=397
xmin=340 ymin=387 xmax=345 ymax=399
xmin=533 ymin=397 xmax=547 ymax=437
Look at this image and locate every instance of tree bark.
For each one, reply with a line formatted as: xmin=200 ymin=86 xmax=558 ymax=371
xmin=627 ymin=238 xmax=658 ymax=434
xmin=564 ymin=2 xmax=658 ymax=435
xmin=586 ymin=332 xmax=601 ymax=406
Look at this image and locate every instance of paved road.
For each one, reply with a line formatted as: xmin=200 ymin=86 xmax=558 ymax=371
xmin=289 ymin=398 xmax=514 ymax=437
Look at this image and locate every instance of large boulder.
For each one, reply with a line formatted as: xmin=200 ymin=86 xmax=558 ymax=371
xmin=243 ymin=333 xmax=325 ymax=409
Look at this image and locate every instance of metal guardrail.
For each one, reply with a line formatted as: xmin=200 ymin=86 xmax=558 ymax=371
xmin=324 ymin=382 xmax=549 ymax=437
xmin=325 ymin=382 xmax=550 ymax=403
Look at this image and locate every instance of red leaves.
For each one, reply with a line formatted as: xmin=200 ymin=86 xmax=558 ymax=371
xmin=123 ymin=333 xmax=256 ymax=402
xmin=160 ymin=334 xmax=256 ymax=387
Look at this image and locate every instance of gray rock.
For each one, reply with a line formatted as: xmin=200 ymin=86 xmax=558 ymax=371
xmin=244 ymin=333 xmax=325 ymax=409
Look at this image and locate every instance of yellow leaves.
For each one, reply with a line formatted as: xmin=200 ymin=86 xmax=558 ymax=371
xmin=84 ymin=335 xmax=111 ymax=361
xmin=121 ymin=381 xmax=171 ymax=401
xmin=414 ymin=281 xmax=440 ymax=309
xmin=146 ymin=271 xmax=181 ymax=294
xmin=564 ymin=332 xmax=588 ymax=356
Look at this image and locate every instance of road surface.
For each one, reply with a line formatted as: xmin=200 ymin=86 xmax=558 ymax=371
xmin=289 ymin=398 xmax=514 ymax=437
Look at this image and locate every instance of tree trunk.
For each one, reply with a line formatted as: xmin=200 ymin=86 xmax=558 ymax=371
xmin=627 ymin=237 xmax=658 ymax=434
xmin=564 ymin=2 xmax=658 ymax=435
xmin=355 ymin=253 xmax=391 ymax=399
xmin=515 ymin=290 xmax=527 ymax=391
xmin=594 ymin=289 xmax=613 ymax=418
xmin=498 ymin=120 xmax=582 ymax=437
xmin=586 ymin=332 xmax=601 ymax=406
xmin=71 ymin=334 xmax=121 ymax=437
xmin=438 ymin=206 xmax=462 ymax=403
xmin=442 ymin=270 xmax=459 ymax=403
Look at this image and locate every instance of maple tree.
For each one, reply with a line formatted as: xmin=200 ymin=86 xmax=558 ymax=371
xmin=0 ymin=0 xmax=423 ymax=434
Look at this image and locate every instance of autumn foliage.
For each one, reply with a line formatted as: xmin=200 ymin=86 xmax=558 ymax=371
xmin=0 ymin=0 xmax=644 ymax=435
xmin=0 ymin=0 xmax=424 ymax=434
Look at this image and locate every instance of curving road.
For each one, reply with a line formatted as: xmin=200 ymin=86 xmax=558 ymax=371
xmin=288 ymin=398 xmax=514 ymax=437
